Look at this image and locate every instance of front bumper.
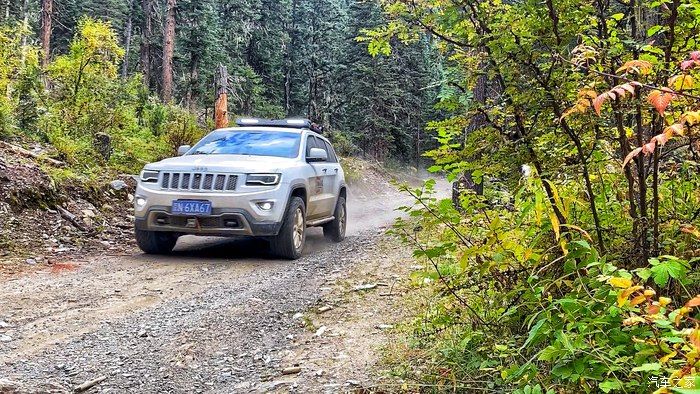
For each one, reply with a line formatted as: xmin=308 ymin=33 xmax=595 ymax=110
xmin=134 ymin=183 xmax=287 ymax=237
xmin=134 ymin=206 xmax=282 ymax=236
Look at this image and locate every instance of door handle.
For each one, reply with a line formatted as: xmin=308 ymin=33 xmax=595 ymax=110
xmin=334 ymin=168 xmax=338 ymax=173
xmin=322 ymin=168 xmax=328 ymax=173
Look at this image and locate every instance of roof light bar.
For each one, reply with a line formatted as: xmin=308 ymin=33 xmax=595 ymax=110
xmin=234 ymin=118 xmax=320 ymax=132
xmin=237 ymin=118 xmax=260 ymax=124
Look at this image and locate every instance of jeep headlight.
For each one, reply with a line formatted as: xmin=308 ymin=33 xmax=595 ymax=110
xmin=140 ymin=169 xmax=160 ymax=183
xmin=246 ymin=173 xmax=281 ymax=186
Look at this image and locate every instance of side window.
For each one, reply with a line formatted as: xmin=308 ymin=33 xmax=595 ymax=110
xmin=323 ymin=140 xmax=338 ymax=163
xmin=305 ymin=136 xmax=318 ymax=157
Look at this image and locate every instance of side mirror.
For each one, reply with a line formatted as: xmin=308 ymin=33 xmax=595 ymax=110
xmin=307 ymin=147 xmax=328 ymax=162
xmin=177 ymin=145 xmax=191 ymax=156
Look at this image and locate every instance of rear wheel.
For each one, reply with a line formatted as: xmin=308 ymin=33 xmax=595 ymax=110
xmin=135 ymin=229 xmax=178 ymax=254
xmin=270 ymin=197 xmax=306 ymax=259
xmin=323 ymin=196 xmax=346 ymax=242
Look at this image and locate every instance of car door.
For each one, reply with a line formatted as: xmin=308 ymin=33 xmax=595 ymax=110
xmin=304 ymin=135 xmax=335 ymax=219
xmin=320 ymin=138 xmax=341 ymax=207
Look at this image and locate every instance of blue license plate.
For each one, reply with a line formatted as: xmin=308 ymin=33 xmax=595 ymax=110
xmin=171 ymin=200 xmax=212 ymax=216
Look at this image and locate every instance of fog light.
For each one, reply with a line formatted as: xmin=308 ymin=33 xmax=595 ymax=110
xmin=135 ymin=197 xmax=147 ymax=208
xmin=257 ymin=201 xmax=274 ymax=211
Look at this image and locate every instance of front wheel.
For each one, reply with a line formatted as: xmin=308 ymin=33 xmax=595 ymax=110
xmin=270 ymin=197 xmax=306 ymax=259
xmin=135 ymin=229 xmax=178 ymax=254
xmin=323 ymin=196 xmax=346 ymax=242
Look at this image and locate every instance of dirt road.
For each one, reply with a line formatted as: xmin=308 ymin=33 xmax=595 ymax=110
xmin=0 ymin=180 xmax=443 ymax=393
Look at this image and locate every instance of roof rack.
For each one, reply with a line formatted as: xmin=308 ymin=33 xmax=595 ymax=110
xmin=234 ymin=118 xmax=324 ymax=133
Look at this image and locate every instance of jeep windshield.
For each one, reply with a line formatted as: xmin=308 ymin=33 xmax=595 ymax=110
xmin=187 ymin=129 xmax=301 ymax=158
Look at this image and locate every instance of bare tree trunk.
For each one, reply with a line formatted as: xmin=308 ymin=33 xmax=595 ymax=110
xmin=121 ymin=0 xmax=134 ymax=78
xmin=40 ymin=0 xmax=52 ymax=68
xmin=20 ymin=0 xmax=28 ymax=65
xmin=161 ymin=0 xmax=176 ymax=102
xmin=139 ymin=0 xmax=152 ymax=87
xmin=185 ymin=52 xmax=198 ymax=110
xmin=214 ymin=64 xmax=229 ymax=129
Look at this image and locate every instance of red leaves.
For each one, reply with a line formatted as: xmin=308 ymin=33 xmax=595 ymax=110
xmin=623 ymin=123 xmax=684 ymax=168
xmin=622 ymin=147 xmax=643 ymax=168
xmin=647 ymin=88 xmax=675 ymax=116
xmin=593 ymin=93 xmax=608 ymax=115
xmin=685 ymin=295 xmax=700 ymax=308
xmin=680 ymin=51 xmax=700 ymax=70
xmin=591 ymin=82 xmax=641 ymax=116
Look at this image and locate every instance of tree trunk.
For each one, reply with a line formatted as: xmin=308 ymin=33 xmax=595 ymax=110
xmin=121 ymin=0 xmax=134 ymax=79
xmin=161 ymin=0 xmax=176 ymax=102
xmin=139 ymin=0 xmax=152 ymax=87
xmin=214 ymin=64 xmax=229 ymax=129
xmin=20 ymin=0 xmax=28 ymax=65
xmin=40 ymin=0 xmax=52 ymax=68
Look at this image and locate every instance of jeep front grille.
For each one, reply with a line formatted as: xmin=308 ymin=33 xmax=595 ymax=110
xmin=160 ymin=172 xmax=237 ymax=192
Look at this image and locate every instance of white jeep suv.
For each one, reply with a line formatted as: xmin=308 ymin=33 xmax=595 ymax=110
xmin=133 ymin=118 xmax=347 ymax=259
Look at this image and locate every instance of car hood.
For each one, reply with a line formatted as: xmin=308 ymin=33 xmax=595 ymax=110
xmin=144 ymin=154 xmax=297 ymax=173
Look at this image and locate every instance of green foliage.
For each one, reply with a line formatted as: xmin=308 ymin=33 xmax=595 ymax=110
xmin=35 ymin=18 xmax=205 ymax=175
xmin=370 ymin=0 xmax=700 ymax=390
xmin=0 ymin=23 xmax=38 ymax=138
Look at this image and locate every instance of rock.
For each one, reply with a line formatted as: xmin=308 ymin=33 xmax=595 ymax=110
xmin=315 ymin=326 xmax=327 ymax=337
xmin=315 ymin=369 xmax=325 ymax=377
xmin=376 ymin=324 xmax=394 ymax=330
xmin=0 ymin=321 xmax=9 ymax=328
xmin=0 ymin=379 xmax=20 ymax=391
xmin=81 ymin=209 xmax=96 ymax=218
xmin=282 ymin=366 xmax=301 ymax=375
xmin=110 ymin=180 xmax=127 ymax=190
xmin=353 ymin=283 xmax=377 ymax=291
xmin=258 ymin=381 xmax=290 ymax=391
xmin=318 ymin=306 xmax=332 ymax=313
xmin=233 ymin=381 xmax=251 ymax=390
xmin=346 ymin=380 xmax=361 ymax=386
xmin=137 ymin=330 xmax=148 ymax=338
xmin=0 ymin=334 xmax=11 ymax=342
xmin=25 ymin=258 xmax=37 ymax=265
xmin=292 ymin=312 xmax=303 ymax=320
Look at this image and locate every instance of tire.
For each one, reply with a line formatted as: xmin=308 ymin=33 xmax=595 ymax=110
xmin=323 ymin=196 xmax=346 ymax=242
xmin=135 ymin=229 xmax=178 ymax=254
xmin=270 ymin=197 xmax=306 ymax=259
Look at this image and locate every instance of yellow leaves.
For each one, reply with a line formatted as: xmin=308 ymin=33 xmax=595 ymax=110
xmin=630 ymin=295 xmax=647 ymax=306
xmin=623 ymin=315 xmax=646 ymax=326
xmin=681 ymin=111 xmax=700 ymax=126
xmin=648 ymin=88 xmax=675 ymax=116
xmin=659 ymin=351 xmax=677 ymax=363
xmin=561 ymin=88 xmax=597 ymax=119
xmin=690 ymin=329 xmax=700 ymax=350
xmin=617 ymin=285 xmax=644 ymax=307
xmin=617 ymin=60 xmax=653 ymax=75
xmin=674 ymin=306 xmax=692 ymax=326
xmin=668 ymin=75 xmax=695 ymax=91
xmin=609 ymin=277 xmax=633 ymax=288
xmin=659 ymin=297 xmax=672 ymax=307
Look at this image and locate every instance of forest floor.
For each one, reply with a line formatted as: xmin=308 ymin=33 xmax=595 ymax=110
xmin=0 ymin=152 xmax=447 ymax=393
